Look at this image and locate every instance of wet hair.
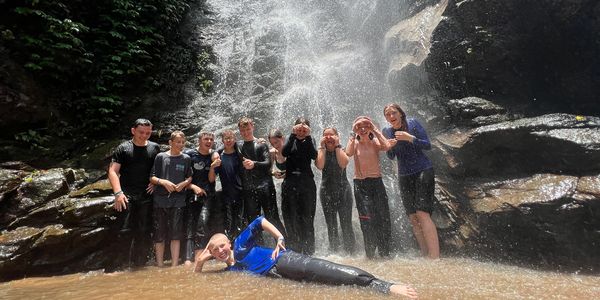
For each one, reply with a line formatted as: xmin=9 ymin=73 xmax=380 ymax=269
xmin=237 ymin=116 xmax=254 ymax=128
xmin=221 ymin=129 xmax=236 ymax=139
xmin=322 ymin=127 xmax=338 ymax=136
xmin=199 ymin=131 xmax=215 ymax=139
xmin=170 ymin=130 xmax=186 ymax=141
xmin=268 ymin=128 xmax=284 ymax=139
xmin=294 ymin=117 xmax=310 ymax=127
xmin=133 ymin=118 xmax=152 ymax=128
xmin=384 ymin=103 xmax=408 ymax=132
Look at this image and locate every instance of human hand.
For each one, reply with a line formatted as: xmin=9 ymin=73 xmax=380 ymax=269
xmin=242 ymin=158 xmax=255 ymax=169
xmin=256 ymin=137 xmax=267 ymax=144
xmin=146 ymin=182 xmax=155 ymax=194
xmin=161 ymin=179 xmax=177 ymax=193
xmin=271 ymin=237 xmax=286 ymax=260
xmin=192 ymin=185 xmax=207 ymax=196
xmin=175 ymin=181 xmax=188 ymax=192
xmin=388 ymin=138 xmax=398 ymax=147
xmin=394 ymin=131 xmax=414 ymax=142
xmin=114 ymin=193 xmax=128 ymax=211
xmin=211 ymin=157 xmax=222 ymax=168
xmin=320 ymin=136 xmax=326 ymax=148
xmin=273 ymin=170 xmax=286 ymax=179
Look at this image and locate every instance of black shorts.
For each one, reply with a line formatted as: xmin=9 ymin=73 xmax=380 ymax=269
xmin=398 ymin=168 xmax=435 ymax=215
xmin=153 ymin=207 xmax=184 ymax=242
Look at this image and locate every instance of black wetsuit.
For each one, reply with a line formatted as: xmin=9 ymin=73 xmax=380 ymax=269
xmin=229 ymin=216 xmax=394 ymax=294
xmin=320 ymin=149 xmax=356 ymax=253
xmin=216 ymin=147 xmax=244 ymax=238
xmin=237 ymin=139 xmax=286 ymax=237
xmin=110 ymin=140 xmax=160 ymax=267
xmin=281 ymin=134 xmax=317 ymax=255
xmin=354 ymin=177 xmax=391 ymax=258
xmin=184 ymin=148 xmax=215 ymax=261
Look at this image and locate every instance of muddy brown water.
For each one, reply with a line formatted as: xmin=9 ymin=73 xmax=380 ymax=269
xmin=1 ymin=256 xmax=598 ymax=299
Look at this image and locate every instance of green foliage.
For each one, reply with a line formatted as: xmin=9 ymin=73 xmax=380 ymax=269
xmin=196 ymin=49 xmax=213 ymax=94
xmin=1 ymin=0 xmax=195 ymax=134
xmin=15 ymin=129 xmax=50 ymax=150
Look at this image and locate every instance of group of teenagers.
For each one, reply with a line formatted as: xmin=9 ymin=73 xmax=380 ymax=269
xmin=108 ymin=103 xmax=437 ymax=299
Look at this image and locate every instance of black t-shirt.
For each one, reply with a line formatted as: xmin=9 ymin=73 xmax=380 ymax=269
xmin=184 ymin=148 xmax=215 ymax=193
xmin=111 ymin=140 xmax=161 ymax=194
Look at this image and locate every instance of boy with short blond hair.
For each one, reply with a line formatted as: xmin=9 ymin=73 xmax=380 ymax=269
xmin=150 ymin=130 xmax=192 ymax=267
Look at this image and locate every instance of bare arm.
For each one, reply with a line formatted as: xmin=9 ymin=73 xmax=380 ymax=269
xmin=108 ymin=162 xmax=128 ymax=211
xmin=335 ymin=147 xmax=350 ymax=168
xmin=345 ymin=136 xmax=356 ymax=157
xmin=193 ymin=247 xmax=213 ymax=273
xmin=261 ymin=218 xmax=286 ymax=259
xmin=315 ymin=147 xmax=326 ymax=170
xmin=372 ymin=128 xmax=391 ymax=151
xmin=208 ymin=152 xmax=220 ymax=183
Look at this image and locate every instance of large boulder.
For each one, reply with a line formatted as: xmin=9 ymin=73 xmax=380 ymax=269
xmin=423 ymin=0 xmax=600 ymax=114
xmin=459 ymin=173 xmax=600 ymax=272
xmin=434 ymin=113 xmax=600 ymax=176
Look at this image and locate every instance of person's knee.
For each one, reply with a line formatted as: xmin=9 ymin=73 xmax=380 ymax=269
xmin=415 ymin=210 xmax=432 ymax=222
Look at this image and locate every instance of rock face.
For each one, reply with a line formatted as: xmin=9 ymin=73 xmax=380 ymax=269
xmin=0 ymin=163 xmax=224 ymax=281
xmin=382 ymin=0 xmax=600 ymax=272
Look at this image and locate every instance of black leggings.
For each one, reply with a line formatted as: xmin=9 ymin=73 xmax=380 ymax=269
xmin=184 ymin=193 xmax=213 ymax=261
xmin=320 ymin=182 xmax=355 ymax=253
xmin=113 ymin=192 xmax=153 ymax=267
xmin=272 ymin=251 xmax=393 ymax=294
xmin=243 ymin=181 xmax=286 ymax=239
xmin=222 ymin=189 xmax=244 ymax=239
xmin=353 ymin=177 xmax=391 ymax=258
xmin=281 ymin=175 xmax=317 ymax=255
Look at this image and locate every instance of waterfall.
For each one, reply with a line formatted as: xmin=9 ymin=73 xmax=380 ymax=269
xmin=173 ymin=0 xmax=421 ymax=255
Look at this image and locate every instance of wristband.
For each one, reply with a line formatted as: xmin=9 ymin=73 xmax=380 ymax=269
xmin=277 ymin=236 xmax=285 ymax=243
xmin=335 ymin=144 xmax=342 ymax=149
xmin=114 ymin=191 xmax=123 ymax=196
xmin=157 ymin=178 xmax=161 ymax=185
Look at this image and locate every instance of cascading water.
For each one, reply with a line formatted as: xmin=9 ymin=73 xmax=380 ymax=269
xmin=170 ymin=0 xmax=425 ymax=254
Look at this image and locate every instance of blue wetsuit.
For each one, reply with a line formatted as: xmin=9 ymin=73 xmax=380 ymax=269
xmin=226 ymin=216 xmax=394 ymax=294
xmin=383 ymin=118 xmax=436 ymax=215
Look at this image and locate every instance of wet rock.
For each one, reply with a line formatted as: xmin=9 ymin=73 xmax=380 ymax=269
xmin=61 ymin=196 xmax=115 ymax=227
xmin=0 ymin=161 xmax=34 ymax=171
xmin=459 ymin=173 xmax=600 ymax=272
xmin=0 ymin=169 xmax=24 ymax=204
xmin=435 ymin=113 xmax=600 ymax=176
xmin=446 ymin=96 xmax=508 ymax=126
xmin=423 ymin=0 xmax=600 ymax=114
xmin=15 ymin=168 xmax=69 ymax=211
xmin=69 ymin=179 xmax=112 ymax=198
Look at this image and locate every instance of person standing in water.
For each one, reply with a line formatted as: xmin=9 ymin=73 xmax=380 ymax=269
xmin=315 ymin=127 xmax=356 ymax=254
xmin=183 ymin=131 xmax=219 ymax=265
xmin=237 ymin=117 xmax=286 ymax=237
xmin=193 ymin=216 xmax=418 ymax=299
xmin=383 ymin=103 xmax=439 ymax=259
xmin=150 ymin=131 xmax=192 ymax=266
xmin=108 ymin=118 xmax=161 ymax=267
xmin=281 ymin=117 xmax=318 ymax=255
xmin=213 ymin=130 xmax=244 ymax=239
xmin=346 ymin=116 xmax=392 ymax=259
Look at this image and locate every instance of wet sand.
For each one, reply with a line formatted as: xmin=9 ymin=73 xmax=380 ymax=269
xmin=2 ymin=256 xmax=598 ymax=299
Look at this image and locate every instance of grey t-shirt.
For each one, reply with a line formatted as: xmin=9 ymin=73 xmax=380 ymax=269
xmin=152 ymin=152 xmax=192 ymax=208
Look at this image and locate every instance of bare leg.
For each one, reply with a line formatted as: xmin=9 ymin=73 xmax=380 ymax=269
xmin=170 ymin=240 xmax=180 ymax=266
xmin=409 ymin=214 xmax=427 ymax=256
xmin=390 ymin=284 xmax=419 ymax=299
xmin=155 ymin=242 xmax=165 ymax=267
xmin=416 ymin=211 xmax=439 ymax=259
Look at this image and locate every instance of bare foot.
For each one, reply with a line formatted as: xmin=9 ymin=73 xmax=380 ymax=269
xmin=184 ymin=260 xmax=193 ymax=267
xmin=390 ymin=284 xmax=418 ymax=299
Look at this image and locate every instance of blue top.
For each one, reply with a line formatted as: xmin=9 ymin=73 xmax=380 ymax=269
xmin=382 ymin=118 xmax=433 ymax=176
xmin=184 ymin=148 xmax=215 ymax=193
xmin=215 ymin=151 xmax=243 ymax=195
xmin=227 ymin=216 xmax=282 ymax=275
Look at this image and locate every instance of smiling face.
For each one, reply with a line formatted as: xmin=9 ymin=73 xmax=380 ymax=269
xmin=131 ymin=125 xmax=152 ymax=145
xmin=269 ymin=136 xmax=284 ymax=150
xmin=169 ymin=136 xmax=186 ymax=154
xmin=322 ymin=128 xmax=337 ymax=150
xmin=208 ymin=235 xmax=232 ymax=262
xmin=384 ymin=106 xmax=403 ymax=129
xmin=238 ymin=123 xmax=255 ymax=141
xmin=353 ymin=118 xmax=371 ymax=137
xmin=222 ymin=132 xmax=236 ymax=150
xmin=198 ymin=134 xmax=214 ymax=153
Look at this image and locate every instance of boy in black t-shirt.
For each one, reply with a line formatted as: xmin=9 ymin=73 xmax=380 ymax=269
xmin=150 ymin=131 xmax=192 ymax=267
xmin=108 ymin=118 xmax=161 ymax=267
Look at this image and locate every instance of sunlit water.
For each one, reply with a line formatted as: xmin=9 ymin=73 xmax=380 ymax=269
xmin=2 ymin=256 xmax=598 ymax=299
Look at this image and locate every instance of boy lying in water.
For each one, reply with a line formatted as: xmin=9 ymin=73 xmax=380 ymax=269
xmin=194 ymin=216 xmax=418 ymax=299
